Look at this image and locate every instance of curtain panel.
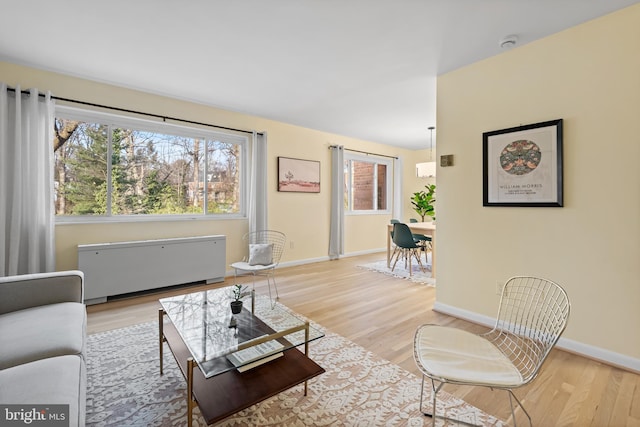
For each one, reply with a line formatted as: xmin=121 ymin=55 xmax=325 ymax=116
xmin=328 ymin=145 xmax=344 ymax=259
xmin=0 ymin=84 xmax=55 ymax=276
xmin=393 ymin=156 xmax=403 ymax=221
xmin=248 ymin=131 xmax=268 ymax=234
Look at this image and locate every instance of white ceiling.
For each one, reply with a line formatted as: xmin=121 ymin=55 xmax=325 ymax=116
xmin=1 ymin=0 xmax=638 ymax=149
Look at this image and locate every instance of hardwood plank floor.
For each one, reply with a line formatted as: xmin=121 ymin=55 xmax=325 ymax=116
xmin=87 ymin=253 xmax=640 ymax=426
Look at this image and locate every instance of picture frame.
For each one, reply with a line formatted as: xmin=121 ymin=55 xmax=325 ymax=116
xmin=277 ymin=156 xmax=320 ymax=193
xmin=483 ymin=119 xmax=563 ymax=207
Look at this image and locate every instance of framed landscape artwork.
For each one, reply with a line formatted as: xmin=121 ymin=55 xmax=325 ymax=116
xmin=277 ymin=157 xmax=320 ymax=193
xmin=483 ymin=119 xmax=563 ymax=207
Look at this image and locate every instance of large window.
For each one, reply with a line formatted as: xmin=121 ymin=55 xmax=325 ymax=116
xmin=54 ymin=106 xmax=247 ymax=220
xmin=344 ymin=153 xmax=391 ymax=213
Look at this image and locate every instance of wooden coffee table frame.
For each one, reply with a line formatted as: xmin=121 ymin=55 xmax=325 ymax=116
xmin=159 ymin=308 xmax=325 ymax=426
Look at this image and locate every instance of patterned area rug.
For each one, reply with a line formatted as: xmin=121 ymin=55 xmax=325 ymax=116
xmin=86 ymin=321 xmax=503 ymax=426
xmin=357 ymin=255 xmax=435 ymax=286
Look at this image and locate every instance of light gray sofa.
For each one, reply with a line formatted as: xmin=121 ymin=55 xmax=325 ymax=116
xmin=0 ymin=270 xmax=86 ymax=426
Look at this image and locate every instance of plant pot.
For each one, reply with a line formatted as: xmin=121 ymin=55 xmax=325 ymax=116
xmin=230 ymin=300 xmax=243 ymax=314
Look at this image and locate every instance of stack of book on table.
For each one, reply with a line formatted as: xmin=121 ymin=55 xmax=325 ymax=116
xmin=227 ymin=337 xmax=285 ymax=373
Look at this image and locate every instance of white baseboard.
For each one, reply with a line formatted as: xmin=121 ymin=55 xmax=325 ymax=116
xmin=225 ymin=248 xmax=386 ymax=276
xmin=277 ymin=248 xmax=387 ymax=268
xmin=433 ymin=301 xmax=640 ymax=374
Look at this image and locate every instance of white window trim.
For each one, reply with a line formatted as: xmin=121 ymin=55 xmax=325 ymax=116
xmin=54 ymin=105 xmax=249 ymax=223
xmin=344 ymin=152 xmax=392 ymax=215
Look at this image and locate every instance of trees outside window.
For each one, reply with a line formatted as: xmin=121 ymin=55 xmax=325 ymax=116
xmin=53 ymin=107 xmax=246 ymax=219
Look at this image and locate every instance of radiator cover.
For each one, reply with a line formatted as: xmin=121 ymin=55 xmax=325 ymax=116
xmin=78 ymin=235 xmax=226 ymax=303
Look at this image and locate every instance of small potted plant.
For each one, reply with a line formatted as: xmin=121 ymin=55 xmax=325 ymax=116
xmin=230 ymin=284 xmax=249 ymax=314
xmin=411 ymin=184 xmax=436 ymax=222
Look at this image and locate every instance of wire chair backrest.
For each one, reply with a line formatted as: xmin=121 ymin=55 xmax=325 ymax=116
xmin=243 ymin=230 xmax=286 ymax=266
xmin=485 ymin=276 xmax=570 ymax=385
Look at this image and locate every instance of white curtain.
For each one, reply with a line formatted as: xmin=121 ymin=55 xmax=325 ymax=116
xmin=248 ymin=131 xmax=268 ymax=233
xmin=0 ymin=84 xmax=56 ymax=276
xmin=393 ymin=156 xmax=403 ymax=220
xmin=328 ymin=145 xmax=344 ymax=259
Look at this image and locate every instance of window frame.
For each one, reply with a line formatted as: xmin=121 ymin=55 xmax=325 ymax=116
xmin=344 ymin=152 xmax=392 ymax=215
xmin=54 ymin=105 xmax=249 ymax=224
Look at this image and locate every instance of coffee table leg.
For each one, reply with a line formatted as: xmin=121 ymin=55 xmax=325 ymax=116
xmin=159 ymin=309 xmax=164 ymax=375
xmin=304 ymin=321 xmax=310 ymax=396
xmin=187 ymin=357 xmax=195 ymax=426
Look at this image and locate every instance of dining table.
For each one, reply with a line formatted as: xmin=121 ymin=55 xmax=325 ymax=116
xmin=387 ymin=222 xmax=436 ymax=278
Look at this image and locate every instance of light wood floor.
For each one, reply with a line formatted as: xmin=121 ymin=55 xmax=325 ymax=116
xmin=87 ymin=252 xmax=640 ymax=426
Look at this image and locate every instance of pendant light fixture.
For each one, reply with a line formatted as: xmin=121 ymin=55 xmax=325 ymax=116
xmin=416 ymin=126 xmax=436 ymax=178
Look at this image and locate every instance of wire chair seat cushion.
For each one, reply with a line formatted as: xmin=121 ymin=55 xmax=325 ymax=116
xmin=414 ymin=325 xmax=523 ymax=387
xmin=229 ymin=260 xmax=277 ymax=272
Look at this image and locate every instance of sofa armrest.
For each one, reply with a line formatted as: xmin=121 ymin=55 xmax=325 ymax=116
xmin=0 ymin=270 xmax=84 ymax=315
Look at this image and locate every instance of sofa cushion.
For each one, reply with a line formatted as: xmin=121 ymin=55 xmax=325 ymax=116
xmin=0 ymin=302 xmax=86 ymax=369
xmin=0 ymin=355 xmax=86 ymax=427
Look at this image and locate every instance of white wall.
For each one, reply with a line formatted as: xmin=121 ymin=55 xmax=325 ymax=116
xmin=435 ymin=4 xmax=640 ymax=368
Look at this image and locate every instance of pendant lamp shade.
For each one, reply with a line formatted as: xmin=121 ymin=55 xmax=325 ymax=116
xmin=417 ymin=126 xmax=436 ymax=178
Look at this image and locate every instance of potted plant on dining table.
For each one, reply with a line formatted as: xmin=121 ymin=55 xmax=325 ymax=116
xmin=411 ymin=184 xmax=436 ymax=222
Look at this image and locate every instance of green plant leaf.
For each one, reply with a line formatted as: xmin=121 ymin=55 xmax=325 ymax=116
xmin=411 ymin=184 xmax=436 ymax=221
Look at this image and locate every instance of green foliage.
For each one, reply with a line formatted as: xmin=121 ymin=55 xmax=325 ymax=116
xmin=231 ymin=284 xmax=249 ymax=301
xmin=63 ymin=123 xmax=109 ymax=214
xmin=54 ymin=118 xmax=242 ymax=217
xmin=411 ymin=184 xmax=436 ymax=221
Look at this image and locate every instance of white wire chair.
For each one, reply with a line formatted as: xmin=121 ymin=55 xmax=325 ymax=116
xmin=230 ymin=230 xmax=286 ymax=306
xmin=413 ymin=276 xmax=570 ymax=426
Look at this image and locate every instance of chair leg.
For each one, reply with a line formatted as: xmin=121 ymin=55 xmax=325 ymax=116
xmin=419 ymin=375 xmax=426 ymax=414
xmin=267 ymin=271 xmax=279 ymax=309
xmin=391 ymin=244 xmax=400 ymax=263
xmin=507 ymin=389 xmax=532 ymax=427
xmin=271 ymin=273 xmax=279 ymax=299
xmin=419 ymin=377 xmax=481 ymax=427
xmin=430 ymin=378 xmax=438 ymax=427
xmin=412 ymin=248 xmax=426 ymax=273
xmin=418 ymin=376 xmax=441 ymax=427
xmin=391 ymin=249 xmax=402 ymax=272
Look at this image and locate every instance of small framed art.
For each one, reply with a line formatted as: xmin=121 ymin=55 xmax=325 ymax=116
xmin=277 ymin=156 xmax=320 ymax=193
xmin=483 ymin=119 xmax=563 ymax=207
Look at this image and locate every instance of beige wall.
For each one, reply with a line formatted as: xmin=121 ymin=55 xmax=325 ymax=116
xmin=436 ymin=4 xmax=640 ymax=366
xmin=0 ymin=61 xmax=428 ymax=272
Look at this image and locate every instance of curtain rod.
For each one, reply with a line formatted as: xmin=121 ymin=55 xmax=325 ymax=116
xmin=5 ymin=86 xmax=261 ymax=136
xmin=329 ymin=145 xmax=398 ymax=160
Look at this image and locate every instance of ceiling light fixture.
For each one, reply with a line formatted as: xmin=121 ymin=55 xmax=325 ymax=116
xmin=416 ymin=126 xmax=436 ymax=178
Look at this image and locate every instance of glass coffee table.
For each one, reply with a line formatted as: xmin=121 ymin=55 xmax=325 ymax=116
xmin=159 ymin=287 xmax=325 ymax=425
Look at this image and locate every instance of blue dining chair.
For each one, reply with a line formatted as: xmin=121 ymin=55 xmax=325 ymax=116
xmin=391 ymin=222 xmax=425 ymax=276
xmin=390 ymin=219 xmax=401 ymax=260
xmin=409 ymin=218 xmax=432 ymax=258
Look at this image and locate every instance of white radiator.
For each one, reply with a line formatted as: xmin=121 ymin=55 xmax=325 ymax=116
xmin=78 ymin=235 xmax=226 ymax=303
